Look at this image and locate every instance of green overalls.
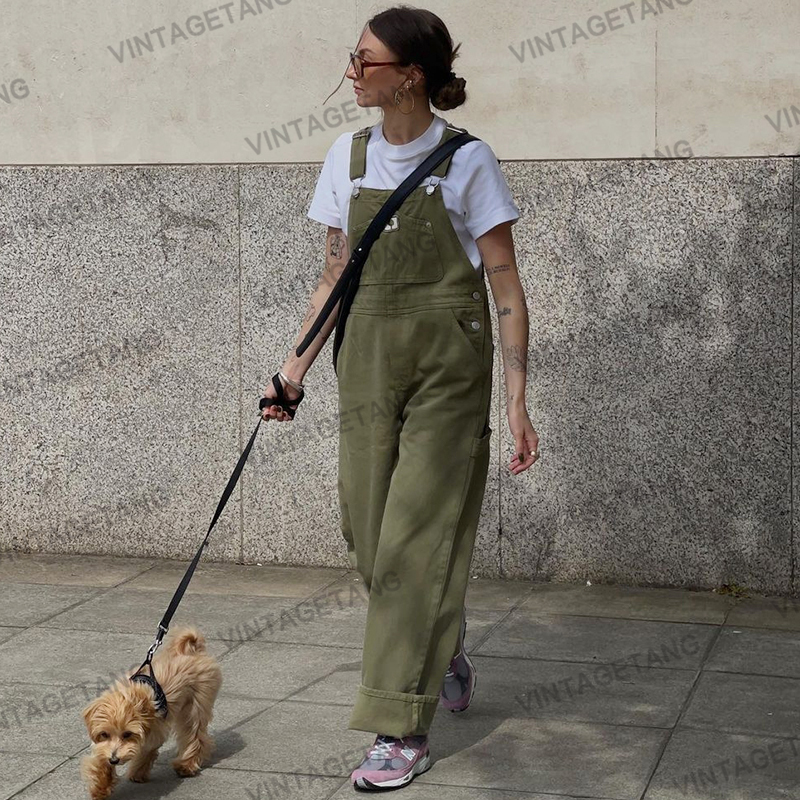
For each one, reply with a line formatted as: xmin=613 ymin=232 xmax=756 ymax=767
xmin=336 ymin=121 xmax=494 ymax=737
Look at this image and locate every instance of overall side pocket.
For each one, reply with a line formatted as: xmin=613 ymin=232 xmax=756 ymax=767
xmin=449 ymin=306 xmax=488 ymax=372
xmin=470 ymin=425 xmax=492 ymax=458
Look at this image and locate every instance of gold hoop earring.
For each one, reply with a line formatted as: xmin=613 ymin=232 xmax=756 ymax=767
xmin=394 ymin=81 xmax=416 ymax=115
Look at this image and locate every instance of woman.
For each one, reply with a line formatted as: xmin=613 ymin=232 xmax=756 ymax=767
xmin=261 ymin=6 xmax=540 ymax=791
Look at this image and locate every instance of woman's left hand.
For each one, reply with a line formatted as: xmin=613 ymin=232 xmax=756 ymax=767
xmin=507 ymin=404 xmax=540 ymax=474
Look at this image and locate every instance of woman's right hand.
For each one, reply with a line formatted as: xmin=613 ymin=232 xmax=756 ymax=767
xmin=261 ymin=375 xmax=303 ymax=422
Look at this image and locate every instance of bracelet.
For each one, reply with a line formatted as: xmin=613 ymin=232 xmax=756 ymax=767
xmin=279 ymin=370 xmax=304 ymax=392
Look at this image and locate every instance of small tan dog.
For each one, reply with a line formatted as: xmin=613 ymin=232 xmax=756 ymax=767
xmin=80 ymin=626 xmax=222 ymax=799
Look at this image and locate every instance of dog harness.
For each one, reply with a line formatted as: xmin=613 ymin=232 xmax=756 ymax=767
xmin=130 ymin=631 xmax=169 ymax=718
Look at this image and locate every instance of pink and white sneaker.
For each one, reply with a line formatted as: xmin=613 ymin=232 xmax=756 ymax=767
xmin=350 ymin=733 xmax=431 ymax=790
xmin=440 ymin=607 xmax=476 ymax=712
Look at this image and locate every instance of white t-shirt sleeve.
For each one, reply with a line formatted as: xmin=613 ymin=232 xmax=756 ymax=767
xmin=307 ymin=141 xmax=341 ymax=228
xmin=461 ymin=142 xmax=520 ymax=241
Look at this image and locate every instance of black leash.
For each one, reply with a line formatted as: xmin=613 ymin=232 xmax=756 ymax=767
xmin=129 ymin=373 xmax=303 ymax=715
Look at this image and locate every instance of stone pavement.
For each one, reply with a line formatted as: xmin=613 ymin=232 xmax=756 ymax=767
xmin=1 ymin=552 xmax=799 ymax=799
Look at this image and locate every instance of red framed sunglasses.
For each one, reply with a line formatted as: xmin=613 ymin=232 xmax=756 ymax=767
xmin=348 ymin=51 xmax=404 ymax=77
xmin=323 ymin=50 xmax=412 ymax=105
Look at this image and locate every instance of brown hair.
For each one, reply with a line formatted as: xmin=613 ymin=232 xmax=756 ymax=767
xmin=366 ymin=5 xmax=466 ymax=111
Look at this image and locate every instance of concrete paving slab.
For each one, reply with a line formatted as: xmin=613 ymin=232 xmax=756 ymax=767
xmin=289 ymin=662 xmax=362 ymax=707
xmin=726 ymin=594 xmax=800 ymax=632
xmin=704 ymin=626 xmax=800 ymax=679
xmin=223 ymin=581 xmax=372 ymax=649
xmin=644 ymin=728 xmax=800 ymax=799
xmin=125 ymin=558 xmax=346 ymax=598
xmin=0 ymin=627 xmax=21 ymax=645
xmin=0 ymin=552 xmax=156 ymax=588
xmin=310 ymin=572 xmax=536 ymax=616
xmin=464 ymin=575 xmax=536 ymax=611
xmin=462 ymin=654 xmax=696 ymax=727
xmin=36 ymin=585 xmax=300 ymax=640
xmin=10 ymin=757 xmax=343 ymax=800
xmin=516 ymin=583 xmax=735 ymax=624
xmin=0 ymin=583 xmax=104 ymax=627
xmin=331 ymin=783 xmax=588 ymax=799
xmin=212 ymin=699 xmax=373 ymax=775
xmin=682 ymin=671 xmax=800 ymax=739
xmin=0 ymin=753 xmax=68 ymax=800
xmin=191 ymin=692 xmax=279 ymax=760
xmin=0 ymin=682 xmax=95 ymax=754
xmin=216 ymin=640 xmax=362 ymax=700
xmin=474 ymin=607 xmax=715 ymax=668
xmin=220 ymin=588 xmax=506 ymax=651
xmin=458 ymin=609 xmax=524 ymax=652
xmin=0 ymin=628 xmax=230 ymax=687
xmin=418 ymin=712 xmax=667 ymax=798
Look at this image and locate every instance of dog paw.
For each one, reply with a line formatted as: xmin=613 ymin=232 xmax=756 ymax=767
xmin=172 ymin=761 xmax=200 ymax=777
xmin=127 ymin=772 xmax=150 ymax=783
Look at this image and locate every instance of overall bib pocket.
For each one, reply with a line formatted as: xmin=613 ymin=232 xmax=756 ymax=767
xmin=351 ymin=213 xmax=443 ymax=285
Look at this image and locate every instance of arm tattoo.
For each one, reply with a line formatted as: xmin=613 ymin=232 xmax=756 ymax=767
xmin=302 ymin=303 xmax=316 ymax=327
xmin=498 ymin=306 xmax=512 ymax=316
xmin=330 ymin=233 xmax=345 ymax=260
xmin=504 ymin=345 xmax=528 ymax=372
xmin=323 ymin=234 xmax=346 ymax=288
xmin=486 ymin=263 xmax=512 ymax=276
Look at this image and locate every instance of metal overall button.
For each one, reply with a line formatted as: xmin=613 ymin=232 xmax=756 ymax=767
xmin=472 ymin=291 xmax=481 ymax=300
xmin=471 ymin=320 xmax=480 ymax=330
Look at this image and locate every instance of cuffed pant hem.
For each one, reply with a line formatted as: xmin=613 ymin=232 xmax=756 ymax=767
xmin=347 ymin=684 xmax=440 ymax=737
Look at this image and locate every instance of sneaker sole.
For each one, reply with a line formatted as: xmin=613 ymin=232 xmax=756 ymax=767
xmin=354 ymin=752 xmax=432 ymax=790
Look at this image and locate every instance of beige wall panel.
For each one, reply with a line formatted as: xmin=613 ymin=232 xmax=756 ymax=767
xmin=657 ymin=0 xmax=800 ymax=157
xmin=0 ymin=0 xmax=797 ymax=163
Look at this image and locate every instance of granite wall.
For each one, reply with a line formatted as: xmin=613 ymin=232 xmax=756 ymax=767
xmin=0 ymin=156 xmax=797 ymax=595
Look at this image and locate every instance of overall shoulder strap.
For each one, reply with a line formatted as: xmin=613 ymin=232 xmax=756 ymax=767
xmin=432 ymin=123 xmax=475 ymax=178
xmin=349 ymin=126 xmax=372 ymax=181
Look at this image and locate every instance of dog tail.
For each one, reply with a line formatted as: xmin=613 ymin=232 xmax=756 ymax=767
xmin=166 ymin=626 xmax=208 ymax=656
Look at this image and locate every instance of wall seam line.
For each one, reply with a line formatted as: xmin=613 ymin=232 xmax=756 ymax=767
xmin=654 ymin=25 xmax=659 ymax=151
xmin=791 ymin=158 xmax=796 ymax=594
xmin=237 ymin=164 xmax=245 ymax=564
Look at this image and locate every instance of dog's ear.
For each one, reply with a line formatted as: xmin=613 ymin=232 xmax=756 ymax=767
xmin=82 ymin=697 xmax=102 ymax=737
xmin=129 ymin=685 xmax=157 ymax=720
xmin=133 ymin=693 xmax=151 ymax=716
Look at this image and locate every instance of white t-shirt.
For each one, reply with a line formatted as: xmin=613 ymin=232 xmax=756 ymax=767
xmin=307 ymin=113 xmax=520 ymax=270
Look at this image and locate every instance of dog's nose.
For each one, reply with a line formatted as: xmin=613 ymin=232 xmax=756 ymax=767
xmin=109 ymin=756 xmax=120 ymax=765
